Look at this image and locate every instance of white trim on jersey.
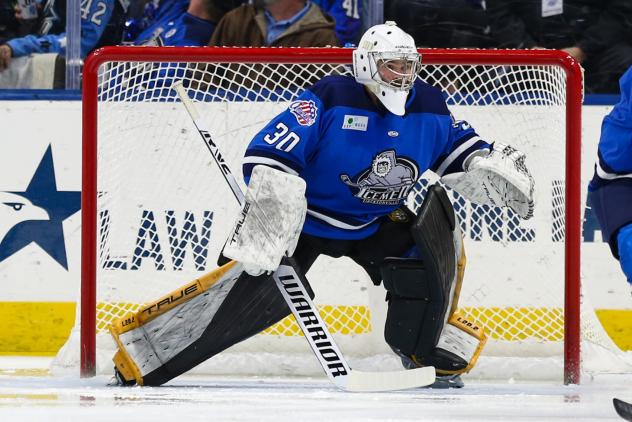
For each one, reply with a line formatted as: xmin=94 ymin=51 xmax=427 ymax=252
xmin=435 ymin=136 xmax=483 ymax=177
xmin=596 ymin=160 xmax=632 ymax=181
xmin=243 ymin=156 xmax=300 ymax=176
xmin=306 ymin=209 xmax=379 ymax=230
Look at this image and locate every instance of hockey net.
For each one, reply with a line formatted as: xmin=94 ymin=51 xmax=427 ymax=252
xmin=54 ymin=46 xmax=631 ymax=383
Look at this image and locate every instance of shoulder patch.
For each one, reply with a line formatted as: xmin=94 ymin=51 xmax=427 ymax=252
xmin=289 ymin=100 xmax=318 ymax=126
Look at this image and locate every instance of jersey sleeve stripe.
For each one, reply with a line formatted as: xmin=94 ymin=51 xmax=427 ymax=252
xmin=245 ymin=148 xmax=303 ymax=171
xmin=434 ymin=135 xmax=489 ymax=176
xmin=243 ymin=157 xmax=299 ymax=177
xmin=596 ymin=159 xmax=632 ymax=181
xmin=595 ymin=150 xmax=632 ymax=182
xmin=306 ymin=208 xmax=380 ymax=230
xmin=243 ymin=149 xmax=302 ymax=178
xmin=441 ymin=140 xmax=491 ymax=176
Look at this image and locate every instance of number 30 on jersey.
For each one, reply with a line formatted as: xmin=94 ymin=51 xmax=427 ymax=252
xmin=263 ymin=123 xmax=301 ymax=152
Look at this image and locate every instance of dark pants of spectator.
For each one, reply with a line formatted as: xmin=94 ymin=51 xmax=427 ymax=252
xmin=585 ymin=43 xmax=632 ymax=94
xmin=385 ymin=0 xmax=492 ymax=48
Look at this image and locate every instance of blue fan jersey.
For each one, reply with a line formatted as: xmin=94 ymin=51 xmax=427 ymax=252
xmin=133 ymin=0 xmax=215 ymax=47
xmin=7 ymin=0 xmax=117 ymax=58
xmin=244 ymin=75 xmax=491 ymax=240
xmin=312 ymin=0 xmax=362 ymax=45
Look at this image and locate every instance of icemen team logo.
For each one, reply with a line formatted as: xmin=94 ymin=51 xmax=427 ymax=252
xmin=0 ymin=145 xmax=81 ymax=269
xmin=289 ymin=100 xmax=318 ymax=126
xmin=340 ymin=150 xmax=419 ymax=205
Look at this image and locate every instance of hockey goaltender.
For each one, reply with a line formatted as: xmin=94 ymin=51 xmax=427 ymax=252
xmin=108 ymin=21 xmax=535 ymax=389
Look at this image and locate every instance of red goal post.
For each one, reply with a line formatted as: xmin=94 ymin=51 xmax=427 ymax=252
xmin=80 ymin=46 xmax=583 ymax=383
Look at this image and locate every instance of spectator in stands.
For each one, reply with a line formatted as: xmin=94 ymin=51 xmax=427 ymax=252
xmin=123 ymin=0 xmax=229 ymax=47
xmin=385 ymin=0 xmax=491 ymax=48
xmin=0 ymin=0 xmax=128 ymax=71
xmin=208 ymin=0 xmax=339 ymax=48
xmin=308 ymin=0 xmax=362 ymax=46
xmin=486 ymin=0 xmax=632 ymax=93
xmin=0 ymin=0 xmax=228 ymax=81
xmin=0 ymin=0 xmax=38 ymax=43
xmin=226 ymin=0 xmax=360 ymax=46
xmin=0 ymin=0 xmax=17 ymax=35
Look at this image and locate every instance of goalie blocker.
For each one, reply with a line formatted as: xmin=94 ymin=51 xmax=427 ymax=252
xmin=110 ymin=184 xmax=485 ymax=385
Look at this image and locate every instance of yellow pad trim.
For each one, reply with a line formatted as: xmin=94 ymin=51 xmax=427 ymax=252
xmin=451 ymin=312 xmax=487 ymax=374
xmin=111 ymin=348 xmax=143 ymax=386
xmin=450 ymin=238 xmax=467 ymax=316
xmin=434 ymin=240 xmax=487 ymax=375
xmin=432 ymin=312 xmax=488 ymax=376
xmin=110 ymin=261 xmax=237 ymax=335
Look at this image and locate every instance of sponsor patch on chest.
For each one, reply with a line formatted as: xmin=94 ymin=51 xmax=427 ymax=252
xmin=342 ymin=115 xmax=368 ymax=131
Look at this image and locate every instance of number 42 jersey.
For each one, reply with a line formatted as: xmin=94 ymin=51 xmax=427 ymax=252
xmin=243 ymin=75 xmax=491 ymax=240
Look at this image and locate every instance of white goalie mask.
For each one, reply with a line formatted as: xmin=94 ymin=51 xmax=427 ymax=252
xmin=352 ymin=21 xmax=421 ymax=116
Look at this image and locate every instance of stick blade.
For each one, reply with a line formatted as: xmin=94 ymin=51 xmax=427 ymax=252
xmin=614 ymin=398 xmax=632 ymax=421
xmin=342 ymin=366 xmax=436 ymax=392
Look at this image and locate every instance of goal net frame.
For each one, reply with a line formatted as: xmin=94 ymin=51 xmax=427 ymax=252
xmin=80 ymin=46 xmax=583 ymax=384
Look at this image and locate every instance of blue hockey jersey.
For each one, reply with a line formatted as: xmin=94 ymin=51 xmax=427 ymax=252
xmin=244 ymin=75 xmax=491 ymax=240
xmin=590 ymin=65 xmax=632 ymax=188
xmin=588 ymin=65 xmax=632 ymax=259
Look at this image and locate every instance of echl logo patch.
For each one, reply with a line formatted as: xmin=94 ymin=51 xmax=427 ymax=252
xmin=289 ymin=100 xmax=318 ymax=126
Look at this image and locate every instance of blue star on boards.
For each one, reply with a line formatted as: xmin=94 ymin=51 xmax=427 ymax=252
xmin=0 ymin=145 xmax=81 ymax=269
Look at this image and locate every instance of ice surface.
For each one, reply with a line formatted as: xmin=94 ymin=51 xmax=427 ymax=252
xmin=0 ymin=357 xmax=630 ymax=422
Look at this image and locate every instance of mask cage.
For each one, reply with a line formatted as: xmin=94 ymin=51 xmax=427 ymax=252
xmin=368 ymin=51 xmax=421 ymax=91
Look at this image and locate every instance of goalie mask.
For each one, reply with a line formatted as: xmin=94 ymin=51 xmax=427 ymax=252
xmin=353 ymin=21 xmax=421 ymax=116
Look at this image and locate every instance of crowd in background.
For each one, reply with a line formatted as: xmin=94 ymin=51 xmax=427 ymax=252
xmin=0 ymin=0 xmax=631 ymax=92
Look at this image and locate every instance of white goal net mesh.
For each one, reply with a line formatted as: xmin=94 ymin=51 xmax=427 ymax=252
xmin=54 ymin=49 xmax=632 ymax=381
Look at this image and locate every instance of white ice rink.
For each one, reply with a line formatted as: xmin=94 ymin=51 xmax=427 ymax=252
xmin=0 ymin=357 xmax=631 ymax=421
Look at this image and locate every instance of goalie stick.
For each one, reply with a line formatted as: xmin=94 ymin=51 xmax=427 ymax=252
xmin=172 ymin=81 xmax=436 ymax=392
xmin=614 ymin=398 xmax=632 ymax=421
